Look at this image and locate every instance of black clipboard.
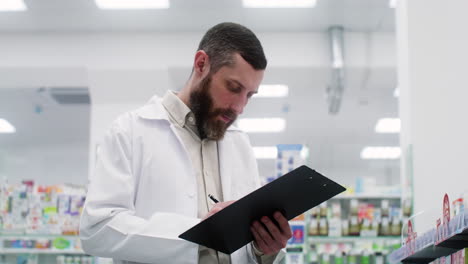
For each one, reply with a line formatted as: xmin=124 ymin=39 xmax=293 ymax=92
xmin=178 ymin=165 xmax=346 ymax=254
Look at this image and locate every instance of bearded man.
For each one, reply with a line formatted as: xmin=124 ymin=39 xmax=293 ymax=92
xmin=80 ymin=22 xmax=291 ymax=264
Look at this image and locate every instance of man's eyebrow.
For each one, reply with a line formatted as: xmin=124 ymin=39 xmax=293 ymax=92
xmin=229 ymin=79 xmax=246 ymax=90
xmin=228 ymin=79 xmax=258 ymax=93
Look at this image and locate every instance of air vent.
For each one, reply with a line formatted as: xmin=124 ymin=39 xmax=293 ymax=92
xmin=326 ymin=26 xmax=345 ymax=115
xmin=49 ymin=87 xmax=90 ymax=105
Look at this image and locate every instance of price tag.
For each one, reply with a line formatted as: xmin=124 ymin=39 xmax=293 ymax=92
xmin=444 ymin=194 xmax=451 ymax=224
xmin=405 ymin=220 xmax=417 ymax=257
xmin=436 ymin=218 xmax=442 ymax=244
xmin=436 ymin=194 xmax=451 ymax=245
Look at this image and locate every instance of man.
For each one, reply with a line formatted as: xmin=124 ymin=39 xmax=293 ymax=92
xmin=80 ymin=22 xmax=291 ymax=264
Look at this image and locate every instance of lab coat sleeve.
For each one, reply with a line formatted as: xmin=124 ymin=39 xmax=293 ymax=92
xmin=79 ymin=117 xmax=200 ymax=263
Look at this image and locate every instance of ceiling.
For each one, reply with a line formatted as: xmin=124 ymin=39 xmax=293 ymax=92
xmin=0 ymin=0 xmax=395 ymax=33
xmin=0 ymin=0 xmax=399 ymax=185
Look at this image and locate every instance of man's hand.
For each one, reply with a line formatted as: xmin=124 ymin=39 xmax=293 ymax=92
xmin=250 ymin=211 xmax=292 ymax=255
xmin=202 ymin=200 xmax=236 ymax=220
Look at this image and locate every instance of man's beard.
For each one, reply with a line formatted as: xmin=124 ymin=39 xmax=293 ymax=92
xmin=189 ymin=75 xmax=237 ymax=140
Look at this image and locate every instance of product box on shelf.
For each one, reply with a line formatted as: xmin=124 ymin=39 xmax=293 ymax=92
xmin=289 ymin=225 xmax=305 ymax=245
xmin=308 ymin=198 xmax=403 ymax=239
xmin=430 ymin=248 xmax=467 ymax=264
xmin=286 ymin=247 xmax=304 ymax=264
xmin=0 ymin=180 xmax=86 ymax=236
xmin=451 ymin=248 xmax=468 ymax=264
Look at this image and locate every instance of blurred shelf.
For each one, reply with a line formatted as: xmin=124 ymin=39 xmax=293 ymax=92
xmin=390 ymin=212 xmax=468 ymax=263
xmin=436 ymin=227 xmax=468 ymax=249
xmin=0 ymin=234 xmax=78 ymax=238
xmin=332 ymin=194 xmax=401 ymax=200
xmin=0 ymin=249 xmax=85 ymax=255
xmin=399 ymin=229 xmax=468 ymax=263
xmin=308 ymin=236 xmax=401 ymax=243
xmin=0 ymin=234 xmax=83 ymax=255
xmin=400 ymin=244 xmax=457 ymax=263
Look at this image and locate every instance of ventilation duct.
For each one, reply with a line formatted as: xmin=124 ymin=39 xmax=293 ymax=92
xmin=37 ymin=87 xmax=90 ymax=105
xmin=326 ymin=26 xmax=345 ymax=115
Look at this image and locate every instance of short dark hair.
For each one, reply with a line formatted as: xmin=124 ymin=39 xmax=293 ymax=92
xmin=197 ymin=22 xmax=267 ymax=73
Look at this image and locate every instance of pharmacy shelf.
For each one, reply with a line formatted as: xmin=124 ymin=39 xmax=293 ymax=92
xmin=389 ymin=212 xmax=468 ymax=263
xmin=436 ymin=228 xmax=468 ymax=249
xmin=0 ymin=234 xmax=78 ymax=238
xmin=0 ymin=234 xmax=84 ymax=255
xmin=332 ymin=194 xmax=402 ymax=200
xmin=308 ymin=236 xmax=401 ymax=243
xmin=400 ymin=244 xmax=458 ymax=263
xmin=0 ymin=249 xmax=85 ymax=255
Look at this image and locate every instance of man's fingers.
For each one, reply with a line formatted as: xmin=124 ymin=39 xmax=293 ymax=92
xmin=250 ymin=226 xmax=269 ymax=253
xmin=203 ymin=200 xmax=236 ymax=220
xmin=253 ymin=221 xmax=276 ymax=249
xmin=261 ymin=216 xmax=285 ymax=248
xmin=274 ymin=212 xmax=292 ymax=238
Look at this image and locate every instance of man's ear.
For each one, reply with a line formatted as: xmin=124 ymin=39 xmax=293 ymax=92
xmin=193 ymin=50 xmax=211 ymax=77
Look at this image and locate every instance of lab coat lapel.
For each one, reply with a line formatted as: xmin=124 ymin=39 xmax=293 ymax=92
xmin=218 ymin=135 xmax=234 ymax=201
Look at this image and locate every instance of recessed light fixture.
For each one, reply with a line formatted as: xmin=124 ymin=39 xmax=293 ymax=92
xmin=360 ymin=146 xmax=401 ymax=160
xmin=394 ymin=86 xmax=400 ymax=98
xmin=389 ymin=0 xmax=398 ymax=8
xmin=253 ymin=146 xmax=278 ymax=159
xmin=0 ymin=119 xmax=16 ymax=133
xmin=242 ymin=0 xmax=317 ymax=8
xmin=375 ymin=118 xmax=401 ymax=133
xmin=0 ymin=0 xmax=26 ymax=11
xmin=254 ymin=84 xmax=289 ymax=98
xmin=95 ymin=0 xmax=169 ymax=9
xmin=237 ymin=118 xmax=286 ymax=133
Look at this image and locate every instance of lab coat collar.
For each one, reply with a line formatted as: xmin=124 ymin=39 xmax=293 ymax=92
xmin=136 ymin=94 xmax=241 ymax=131
xmin=136 ymin=95 xmax=170 ymax=121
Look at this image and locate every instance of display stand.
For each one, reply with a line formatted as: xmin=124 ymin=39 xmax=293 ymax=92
xmin=389 ymin=194 xmax=468 ymax=264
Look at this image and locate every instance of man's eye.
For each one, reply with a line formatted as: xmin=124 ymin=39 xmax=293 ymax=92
xmin=229 ymin=86 xmax=241 ymax=93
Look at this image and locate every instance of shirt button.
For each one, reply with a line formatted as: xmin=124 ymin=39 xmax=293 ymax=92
xmin=188 ymin=116 xmax=194 ymax=123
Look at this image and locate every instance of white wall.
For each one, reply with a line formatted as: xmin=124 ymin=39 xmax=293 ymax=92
xmin=0 ymin=143 xmax=89 ymax=185
xmin=397 ymin=0 xmax=468 ymax=232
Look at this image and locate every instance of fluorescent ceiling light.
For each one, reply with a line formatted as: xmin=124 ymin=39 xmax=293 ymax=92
xmin=0 ymin=0 xmax=26 ymax=11
xmin=375 ymin=118 xmax=401 ymax=133
xmin=0 ymin=119 xmax=16 ymax=133
xmin=253 ymin=146 xmax=277 ymax=159
xmin=389 ymin=0 xmax=398 ymax=8
xmin=95 ymin=0 xmax=169 ymax=9
xmin=300 ymin=146 xmax=309 ymax=160
xmin=254 ymin=84 xmax=289 ymax=98
xmin=360 ymin=147 xmax=401 ymax=160
xmin=332 ymin=58 xmax=344 ymax=69
xmin=394 ymin=86 xmax=400 ymax=98
xmin=237 ymin=118 xmax=286 ymax=133
xmin=243 ymin=0 xmax=317 ymax=8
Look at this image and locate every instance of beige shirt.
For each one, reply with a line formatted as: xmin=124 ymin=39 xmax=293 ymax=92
xmin=162 ymin=91 xmax=277 ymax=264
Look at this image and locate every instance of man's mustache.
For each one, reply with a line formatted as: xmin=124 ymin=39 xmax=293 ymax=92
xmin=212 ymin=108 xmax=237 ymax=121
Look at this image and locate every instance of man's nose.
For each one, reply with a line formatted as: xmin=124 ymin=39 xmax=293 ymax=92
xmin=231 ymin=98 xmax=246 ymax=115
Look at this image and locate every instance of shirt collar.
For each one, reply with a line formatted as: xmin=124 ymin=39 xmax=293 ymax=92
xmin=161 ymin=90 xmax=194 ymax=128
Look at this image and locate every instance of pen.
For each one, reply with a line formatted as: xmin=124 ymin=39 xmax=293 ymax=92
xmin=208 ymin=194 xmax=219 ymax=203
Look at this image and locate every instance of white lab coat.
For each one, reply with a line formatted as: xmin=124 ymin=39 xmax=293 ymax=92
xmin=80 ymin=95 xmax=284 ymax=264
